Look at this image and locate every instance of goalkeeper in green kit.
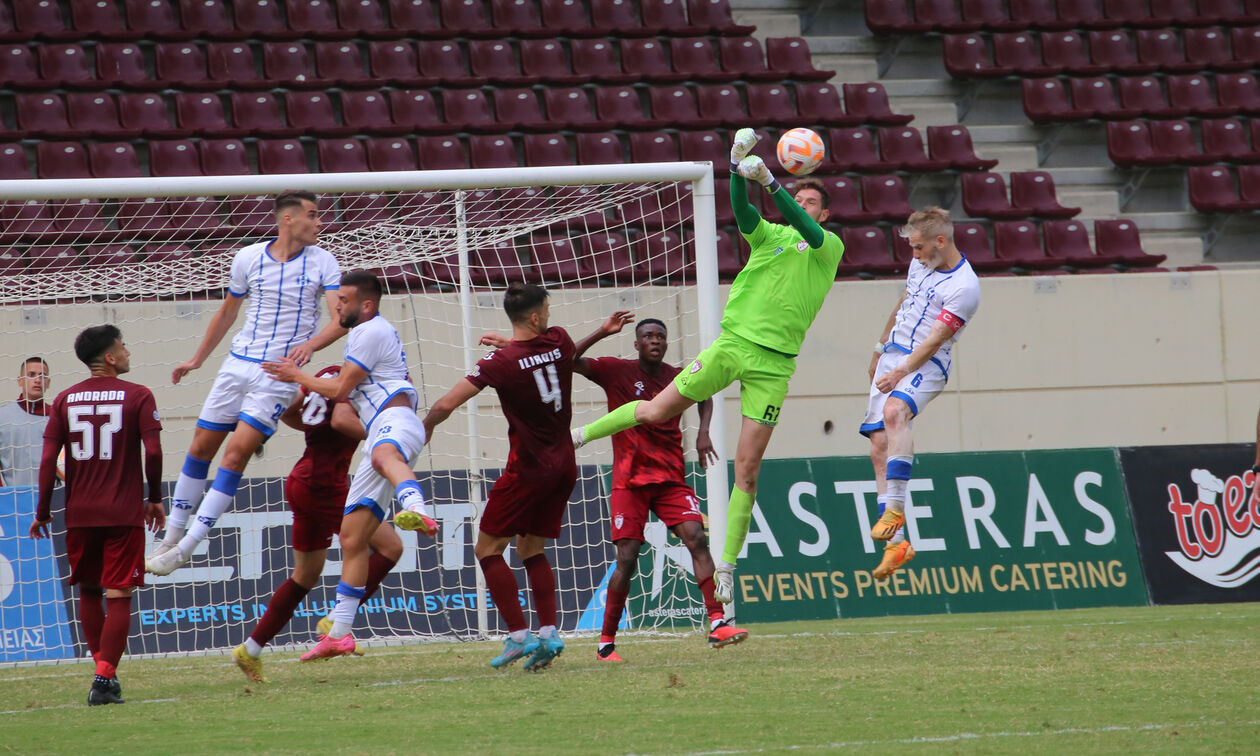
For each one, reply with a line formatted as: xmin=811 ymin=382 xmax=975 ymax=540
xmin=572 ymin=129 xmax=844 ymax=603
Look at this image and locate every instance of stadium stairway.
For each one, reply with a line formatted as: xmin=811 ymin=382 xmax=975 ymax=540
xmin=732 ymin=0 xmax=1209 ymax=267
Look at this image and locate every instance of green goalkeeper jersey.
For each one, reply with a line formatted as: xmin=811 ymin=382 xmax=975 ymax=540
xmin=722 ymin=217 xmax=845 ymax=356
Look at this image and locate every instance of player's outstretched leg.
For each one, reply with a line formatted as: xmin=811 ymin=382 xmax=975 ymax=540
xmin=391 ymin=479 xmax=437 ymax=536
xmin=316 ymin=548 xmax=398 ymax=637
xmin=150 ymin=452 xmax=213 ymax=560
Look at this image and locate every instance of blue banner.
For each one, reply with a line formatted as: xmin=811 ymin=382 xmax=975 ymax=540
xmin=0 ymin=486 xmax=75 ymax=662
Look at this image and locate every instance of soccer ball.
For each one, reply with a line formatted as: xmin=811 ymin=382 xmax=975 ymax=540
xmin=56 ymin=447 xmax=66 ymax=481
xmin=776 ymin=128 xmax=825 ymax=176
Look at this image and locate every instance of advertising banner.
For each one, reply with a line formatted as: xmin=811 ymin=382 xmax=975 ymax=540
xmin=0 ymin=486 xmax=75 ymax=662
xmin=1118 ymin=443 xmax=1260 ymax=605
xmin=626 ymin=450 xmax=1148 ymax=624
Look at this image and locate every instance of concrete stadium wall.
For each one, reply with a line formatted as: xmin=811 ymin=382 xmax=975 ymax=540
xmin=2 ymin=268 xmax=1256 ymax=478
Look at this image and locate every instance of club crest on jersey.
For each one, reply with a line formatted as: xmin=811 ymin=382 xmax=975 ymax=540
xmin=294 ymin=274 xmax=312 ymax=287
xmin=614 ymin=514 xmax=624 ymax=529
xmin=634 ymin=380 xmax=645 ymax=396
xmin=796 ymin=240 xmax=810 ymax=252
xmin=689 ymin=360 xmax=702 ymax=374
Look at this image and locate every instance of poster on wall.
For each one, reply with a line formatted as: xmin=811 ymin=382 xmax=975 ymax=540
xmin=1118 ymin=443 xmax=1260 ymax=605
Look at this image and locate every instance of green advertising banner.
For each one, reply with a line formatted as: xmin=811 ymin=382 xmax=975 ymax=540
xmin=624 ymin=449 xmax=1149 ymax=625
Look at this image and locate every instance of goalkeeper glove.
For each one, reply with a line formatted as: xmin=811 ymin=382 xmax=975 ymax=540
xmin=729 ymin=128 xmax=759 ymax=171
xmin=736 ymin=156 xmax=781 ymax=193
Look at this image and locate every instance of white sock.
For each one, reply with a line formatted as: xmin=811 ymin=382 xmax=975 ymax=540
xmin=244 ymin=638 xmax=263 ymax=657
xmin=886 ymin=478 xmax=908 ymax=512
xmin=165 ymin=472 xmax=209 ymax=542
xmin=509 ymin=629 xmax=528 ymax=643
xmin=538 ymin=625 xmax=557 ymax=639
xmin=178 ymin=488 xmax=235 ymax=554
xmin=710 ymin=617 xmax=725 ymax=631
xmin=396 ymin=480 xmax=427 ymax=514
xmin=329 ymin=587 xmax=364 ymax=639
xmin=598 ymin=641 xmax=613 ymax=652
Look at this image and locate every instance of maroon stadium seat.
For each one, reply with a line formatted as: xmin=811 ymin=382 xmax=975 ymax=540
xmin=960 ymin=172 xmax=1028 ymax=219
xmin=993 ymin=220 xmax=1057 ymax=269
xmin=416 ymin=40 xmax=476 ymax=86
xmin=1135 ymin=29 xmax=1195 ymax=73
xmin=1056 ymin=0 xmax=1114 ymax=29
xmin=314 ymin=41 xmax=373 ymax=87
xmin=539 ymin=0 xmax=595 ymax=36
xmin=154 ymin=43 xmax=211 ymax=88
xmin=1088 ymin=30 xmax=1153 ymax=74
xmin=836 ymin=226 xmax=896 ymax=277
xmin=231 ymin=91 xmax=300 ymax=136
xmin=1009 ymin=170 xmax=1081 ymax=217
xmin=1185 ymin=27 xmax=1239 ymax=71
xmin=817 ymin=176 xmax=880 ymax=224
xmin=124 ymin=0 xmax=183 ymax=37
xmin=860 ymin=174 xmax=914 ymax=222
xmin=575 ymin=131 xmax=624 ymax=164
xmin=388 ymin=89 xmax=442 ymax=133
xmin=766 ymin=37 xmax=833 ymax=81
xmin=364 ymin=136 xmax=416 ymax=170
xmin=208 ymin=42 xmax=264 ymax=88
xmin=1187 ymin=166 xmax=1249 ymax=211
xmin=745 ymin=83 xmax=803 ymax=128
xmin=634 ymin=229 xmax=692 ymax=284
xmin=914 ymin=0 xmax=983 ymax=32
xmin=1041 ymin=31 xmax=1107 ymax=75
xmin=490 ymin=0 xmax=547 ymax=37
xmin=589 ymin=0 xmax=652 ymax=36
xmin=337 ymin=0 xmax=392 ymax=36
xmin=369 ymin=40 xmax=427 ymax=86
xmin=927 ymin=125 xmax=998 ymax=169
xmin=714 ymin=229 xmax=745 ymax=281
xmin=1106 ymin=120 xmax=1161 ymax=164
xmin=415 ymin=135 xmax=467 ymax=170
xmin=688 ymin=0 xmax=754 ymax=35
xmin=827 ymin=127 xmax=886 ymax=172
xmin=1167 ymin=74 xmax=1233 ymax=117
xmin=844 ymin=82 xmax=913 ymax=125
xmin=173 ymin=92 xmax=239 ymax=136
xmin=543 ymin=87 xmax=597 ymax=130
xmin=180 ymin=0 xmax=237 ymax=38
xmin=263 ymin=42 xmax=314 ymax=85
xmin=1093 ymin=218 xmax=1165 ymax=266
xmin=1201 ymin=118 xmax=1258 ymax=161
xmin=1217 ymin=72 xmax=1260 ymax=114
xmin=1024 ymin=78 xmax=1087 ymax=121
xmin=795 ymin=82 xmax=861 ymax=127
xmin=234 ymin=0 xmax=291 ymax=36
xmin=199 ymin=138 xmax=250 ymax=175
xmin=585 ymin=231 xmax=640 ymax=285
xmin=522 ymin=132 xmax=572 ymax=166
xmin=1102 ymin=0 xmax=1159 ymax=26
xmin=70 ymin=0 xmax=131 ymax=38
xmin=960 ymin=0 xmax=1023 ymax=30
xmin=15 ymin=93 xmax=76 ymax=137
xmin=388 ymin=0 xmax=446 ymax=36
xmin=38 ymin=44 xmax=96 ymax=88
xmin=1117 ymin=75 xmax=1178 ymax=117
xmin=149 ymin=140 xmax=203 ymax=175
xmin=719 ymin=37 xmax=778 ymax=81
xmin=341 ymin=90 xmax=405 ymax=135
xmin=1231 ymin=26 xmax=1260 ymax=67
xmin=1149 ymin=119 xmax=1212 ymax=163
xmin=285 ymin=91 xmax=348 ymax=136
xmin=677 ymin=130 xmax=726 ymax=169
xmin=1009 ymin=0 xmax=1070 ymax=30
xmin=641 ymin=0 xmax=704 ymax=35
xmin=442 ymin=88 xmax=497 ymax=132
xmin=467 ymin=133 xmax=518 ymax=169
xmin=1042 ymin=219 xmax=1116 ymax=267
xmin=1195 ymin=0 xmax=1246 ymax=25
xmin=943 ymin=33 xmax=1005 ymax=78
xmin=594 ymin=86 xmax=646 ymax=129
xmin=878 ymin=126 xmax=951 ymax=171
xmin=992 ymin=32 xmax=1057 ymax=76
xmin=649 ymin=85 xmax=710 ymax=129
xmin=257 ymin=139 xmax=309 ymax=173
xmin=696 ymin=83 xmax=752 ymax=128
xmin=0 ymin=43 xmax=42 ymax=89
xmin=864 ymin=0 xmax=930 ymax=34
xmin=1071 ymin=75 xmax=1141 ymax=118
xmin=317 ymin=138 xmax=370 ymax=172
xmin=627 ymin=132 xmax=680 ymax=164
xmin=440 ymin=0 xmax=495 ymax=37
xmin=67 ymin=92 xmax=131 ymax=137
xmin=532 ymin=235 xmax=587 ymax=283
xmin=520 ymin=39 xmax=588 ymax=85
xmin=117 ymin=92 xmax=178 ymax=136
xmin=493 ymin=87 xmax=549 ymax=130
xmin=571 ymin=38 xmax=632 ymax=83
xmin=468 ymin=38 xmax=533 ymax=85
xmin=36 ymin=141 xmax=91 ymax=178
xmin=1236 ymin=164 xmax=1260 ymax=209
xmin=87 ymin=142 xmax=142 ymax=177
xmin=620 ymin=38 xmax=685 ymax=83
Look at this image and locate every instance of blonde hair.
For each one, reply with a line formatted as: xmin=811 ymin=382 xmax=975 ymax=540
xmin=899 ymin=206 xmax=953 ymax=244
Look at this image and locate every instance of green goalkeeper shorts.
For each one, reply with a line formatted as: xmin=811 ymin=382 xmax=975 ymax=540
xmin=673 ymin=331 xmax=796 ymax=426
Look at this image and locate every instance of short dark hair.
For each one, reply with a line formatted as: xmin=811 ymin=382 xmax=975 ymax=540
xmin=635 ymin=318 xmax=667 ymax=336
xmin=793 ymin=177 xmax=830 ymax=209
xmin=275 ymin=190 xmax=317 ymax=216
xmin=74 ymin=325 xmax=122 ymax=367
xmin=19 ymin=356 xmax=47 ymax=374
xmin=503 ymin=282 xmax=548 ymax=324
xmin=341 ymin=270 xmax=383 ymax=302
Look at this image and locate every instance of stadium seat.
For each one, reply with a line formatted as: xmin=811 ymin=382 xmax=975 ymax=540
xmin=860 ymin=175 xmax=914 ymax=222
xmin=0 ymin=143 xmax=31 ymax=179
xmin=1201 ymin=118 xmax=1259 ymax=162
xmin=230 ymin=92 xmax=296 ymax=136
xmin=262 ymin=42 xmax=315 ymax=86
xmin=1184 ymin=27 xmax=1239 ymax=71
xmin=915 ymin=0 xmax=983 ymax=32
xmin=649 ymin=85 xmax=711 ymax=129
xmin=766 ymin=37 xmax=833 ymax=81
xmin=820 ymin=176 xmax=882 ymax=223
xmin=0 ymin=198 xmax=56 ymax=241
xmin=1088 ymin=30 xmax=1153 ymax=74
xmin=794 ymin=82 xmax=861 ymax=127
xmin=37 ymin=44 xmax=97 ymax=89
xmin=1023 ymin=78 xmax=1086 ymax=121
xmin=173 ymin=92 xmax=240 ymax=137
xmin=714 ymin=229 xmax=745 ymax=280
xmin=620 ymin=38 xmax=685 ymax=83
xmin=927 ymin=125 xmax=998 ymax=170
xmin=539 ymin=0 xmax=596 ymax=37
xmin=1042 ymin=218 xmax=1119 ymax=267
xmin=958 ymin=0 xmax=1021 ymax=30
xmin=827 ymin=127 xmax=887 ymax=173
xmin=257 ymin=139 xmax=309 ymax=173
xmin=960 ymin=172 xmax=1028 ymax=219
xmin=493 ymin=87 xmax=549 ymax=130
xmin=695 ymin=84 xmax=751 ymax=128
xmin=365 ymin=136 xmax=417 ymax=170
xmin=440 ymin=0 xmax=495 ymax=37
xmin=993 ymin=32 xmax=1057 ymax=76
xmin=67 ymin=92 xmax=132 ymax=137
xmin=878 ymin=126 xmax=951 ymax=172
xmin=15 ymin=94 xmax=77 ymax=138
xmin=836 ymin=226 xmax=896 ymax=277
xmin=234 ymin=0 xmax=291 ymax=37
xmin=208 ymin=42 xmax=265 ymax=88
xmin=0 ymin=43 xmax=41 ymax=89
xmin=490 ymin=0 xmax=547 ymax=37
xmin=575 ymin=131 xmax=624 ymax=164
xmin=337 ymin=0 xmax=393 ymax=37
xmin=25 ymin=246 xmax=80 ymax=274
xmin=1093 ymin=219 xmax=1165 ymax=266
xmin=1188 ymin=166 xmax=1249 ymax=211
xmin=993 ymin=221 xmax=1057 ymax=269
xmin=585 ymin=231 xmax=640 ymax=285
xmin=628 ymin=132 xmax=679 ymax=164
xmin=1231 ymin=26 xmax=1260 ymax=67
xmin=642 ymin=0 xmax=705 ymax=35
xmin=314 ymin=41 xmax=373 ymax=87
xmin=1194 ymin=0 xmax=1248 ymax=25
xmin=468 ymin=39 xmax=533 ymax=86
xmin=594 ymin=86 xmax=646 ymax=129
xmin=864 ymin=0 xmax=930 ymax=34
xmin=1040 ymin=31 xmax=1106 ymax=75
xmin=571 ymin=38 xmax=633 ymax=83
xmin=285 ymin=91 xmax=348 ymax=136
xmin=415 ymin=135 xmax=467 ymax=170
xmin=1135 ymin=29 xmax=1195 ymax=73
xmin=124 ymin=0 xmax=185 ymax=37
xmin=416 ymin=40 xmax=477 ymax=86
xmin=1056 ymin=0 xmax=1115 ymax=29
xmin=441 ymin=88 xmax=497 ymax=132
xmin=179 ymin=0 xmax=238 ymax=38
xmin=1118 ymin=75 xmax=1180 ymax=118
xmin=117 ymin=93 xmax=179 ymax=136
xmin=36 ymin=142 xmax=91 ymax=179
xmin=520 ymin=39 xmax=589 ymax=85
xmin=719 ymin=37 xmax=778 ymax=81
xmin=746 ymin=84 xmax=804 ymax=128
xmin=1149 ymin=119 xmax=1212 ymax=163
xmin=1168 ymin=74 xmax=1234 ymax=117
xmin=543 ymin=87 xmax=598 ymax=130
xmin=522 ymin=133 xmax=572 ymax=165
xmin=154 ymin=42 xmax=211 ymax=88
xmin=149 ymin=140 xmax=203 ymax=175
xmin=199 ymin=138 xmax=250 ymax=174
xmin=1236 ymin=164 xmax=1260 ymax=209
xmin=634 ymin=229 xmax=692 ymax=284
xmin=317 ymin=138 xmax=369 ymax=172
xmin=87 ymin=142 xmax=142 ymax=178
xmin=689 ymin=0 xmax=754 ymax=35
xmin=369 ymin=41 xmax=427 ymax=86
xmin=1009 ymin=171 xmax=1081 ymax=217
xmin=70 ymin=0 xmax=132 ymax=39
xmin=943 ymin=33 xmax=1005 ymax=78
xmin=388 ymin=0 xmax=446 ymax=37
xmin=341 ymin=90 xmax=406 ymax=135
xmin=1007 ymin=0 xmax=1068 ymax=29
xmin=677 ymin=130 xmax=726 ymax=170
xmin=1217 ymin=72 xmax=1260 ymax=114
xmin=388 ymin=89 xmax=443 ymax=133
xmin=467 ymin=134 xmax=518 ymax=169
xmin=1106 ymin=120 xmax=1161 ymax=165
xmin=532 ymin=235 xmax=587 ymax=283
xmin=1070 ymin=76 xmax=1141 ymax=118
xmin=843 ymin=83 xmax=914 ymax=125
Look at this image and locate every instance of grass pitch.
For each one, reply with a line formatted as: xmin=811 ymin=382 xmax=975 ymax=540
xmin=2 ymin=603 xmax=1256 ymax=755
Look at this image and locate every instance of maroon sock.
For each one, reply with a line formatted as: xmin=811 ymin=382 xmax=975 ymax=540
xmin=479 ymin=555 xmax=526 ymax=632
xmin=96 ymin=596 xmax=131 ymax=679
xmin=362 ymin=550 xmax=397 ymax=601
xmin=79 ymin=588 xmax=105 ymax=659
xmin=249 ymin=578 xmax=312 ymax=647
xmin=602 ymin=586 xmax=628 ymax=640
xmin=697 ymin=575 xmax=723 ymax=620
xmin=523 ymin=553 xmax=557 ymax=629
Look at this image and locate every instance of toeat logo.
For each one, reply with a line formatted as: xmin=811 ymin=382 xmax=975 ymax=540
xmin=1165 ymin=467 xmax=1260 ymax=588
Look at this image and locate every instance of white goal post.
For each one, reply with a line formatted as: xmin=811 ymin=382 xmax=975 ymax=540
xmin=0 ymin=161 xmax=731 ymax=662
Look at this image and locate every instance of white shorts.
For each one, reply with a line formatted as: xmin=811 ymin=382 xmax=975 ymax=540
xmin=859 ymin=349 xmax=947 ymax=437
xmin=344 ymin=406 xmax=427 ymax=521
xmin=197 ymin=354 xmax=300 ymax=437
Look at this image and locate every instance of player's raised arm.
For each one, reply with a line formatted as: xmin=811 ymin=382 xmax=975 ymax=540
xmin=172 ymin=294 xmax=244 ymax=384
xmin=262 ymin=357 xmax=366 ymax=402
xmin=422 ymin=379 xmax=483 ymax=440
xmin=737 ymin=156 xmax=827 ymax=249
xmin=286 ymin=288 xmax=350 ymax=367
xmin=573 ymin=310 xmax=634 ymax=376
xmin=729 ymin=129 xmax=763 ymax=235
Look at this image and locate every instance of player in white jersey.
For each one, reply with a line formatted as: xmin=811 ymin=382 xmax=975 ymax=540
xmin=148 ymin=191 xmax=347 ymax=576
xmin=263 ymin=270 xmax=439 ymax=660
xmin=861 ymin=207 xmax=981 ymax=578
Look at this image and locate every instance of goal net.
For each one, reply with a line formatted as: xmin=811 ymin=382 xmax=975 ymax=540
xmin=0 ymin=162 xmax=730 ymax=664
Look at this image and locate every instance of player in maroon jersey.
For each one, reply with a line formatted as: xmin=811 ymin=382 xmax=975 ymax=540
xmin=423 ymin=282 xmax=577 ymax=671
xmin=29 ymin=325 xmax=163 ymax=706
xmin=573 ymin=314 xmax=748 ymax=660
xmin=231 ymin=366 xmax=403 ymax=682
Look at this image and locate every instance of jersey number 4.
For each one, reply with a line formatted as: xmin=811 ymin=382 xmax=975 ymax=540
xmin=68 ymin=403 xmax=123 ymax=461
xmin=533 ymin=365 xmax=563 ymax=412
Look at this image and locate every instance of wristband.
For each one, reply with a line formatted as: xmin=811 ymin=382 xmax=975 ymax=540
xmin=766 ymin=177 xmax=782 ymax=193
xmin=874 ymin=342 xmax=885 ymax=354
xmin=730 ymin=160 xmax=741 ymax=172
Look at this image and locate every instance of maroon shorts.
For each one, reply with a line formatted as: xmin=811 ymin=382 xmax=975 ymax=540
xmin=66 ymin=526 xmax=145 ymax=589
xmin=286 ymin=475 xmax=346 ymax=553
xmin=480 ymin=467 xmax=579 ymax=539
xmin=610 ymin=482 xmax=704 ymax=542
